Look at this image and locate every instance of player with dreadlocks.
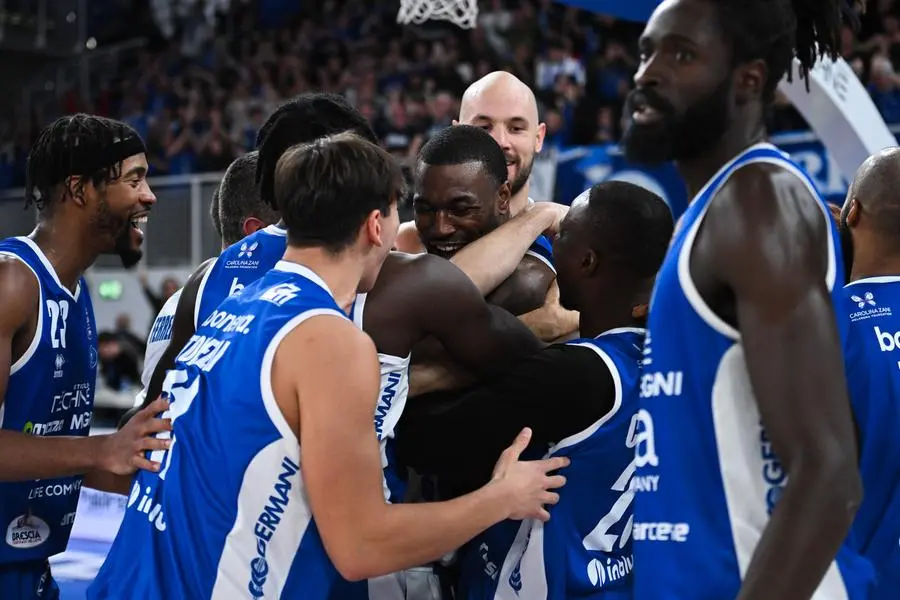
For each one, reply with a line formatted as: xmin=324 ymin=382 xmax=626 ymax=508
xmin=0 ymin=114 xmax=171 ymax=598
xmin=624 ymin=1 xmax=874 ymax=599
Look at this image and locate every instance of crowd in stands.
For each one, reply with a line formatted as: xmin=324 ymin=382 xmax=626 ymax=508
xmin=3 ymin=0 xmax=900 ymax=188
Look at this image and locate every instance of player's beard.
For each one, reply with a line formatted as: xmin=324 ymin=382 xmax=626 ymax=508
xmin=622 ymin=76 xmax=733 ymax=166
xmin=94 ymin=194 xmax=143 ymax=269
xmin=509 ymin=153 xmax=534 ymax=197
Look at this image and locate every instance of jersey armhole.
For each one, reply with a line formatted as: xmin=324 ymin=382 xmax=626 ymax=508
xmin=259 ymin=309 xmax=350 ymax=446
xmin=549 ymin=342 xmax=623 ymax=453
xmin=676 ymin=156 xmax=835 ymax=342
xmin=193 ymin=258 xmax=217 ymax=330
xmin=1 ymin=252 xmax=44 ymax=376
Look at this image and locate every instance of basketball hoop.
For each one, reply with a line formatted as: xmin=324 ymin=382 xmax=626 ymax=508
xmin=397 ymin=0 xmax=479 ymax=29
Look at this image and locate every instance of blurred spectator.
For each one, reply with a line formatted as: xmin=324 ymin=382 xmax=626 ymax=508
xmin=3 ymin=0 xmax=900 ymax=187
xmin=98 ymin=332 xmax=141 ymax=392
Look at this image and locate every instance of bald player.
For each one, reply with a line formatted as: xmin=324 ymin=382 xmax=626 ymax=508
xmin=839 ymin=148 xmax=900 ymax=600
xmin=395 ymin=73 xmax=577 ymax=340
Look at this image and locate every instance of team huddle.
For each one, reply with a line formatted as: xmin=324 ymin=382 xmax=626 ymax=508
xmin=1 ymin=0 xmax=899 ymax=599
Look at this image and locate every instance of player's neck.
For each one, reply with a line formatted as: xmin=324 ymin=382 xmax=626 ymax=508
xmin=510 ymin=185 xmax=530 ymax=216
xmin=578 ymin=291 xmax=637 ymax=338
xmin=676 ymin=119 xmax=766 ymax=199
xmin=849 ymin=247 xmax=900 ymax=282
xmin=30 ymin=221 xmax=98 ymax=292
xmin=281 ymin=246 xmax=364 ymax=312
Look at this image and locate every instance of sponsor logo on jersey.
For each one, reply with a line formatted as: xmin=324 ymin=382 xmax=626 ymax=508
xmin=248 ymin=456 xmax=300 ymax=598
xmin=849 ymin=291 xmax=892 ymax=321
xmin=875 ymin=326 xmax=900 ymax=352
xmin=53 ymin=353 xmax=65 ymax=378
xmin=23 ymin=419 xmax=65 ymax=436
xmin=225 ymin=242 xmax=261 ymax=270
xmin=5 ymin=513 xmax=50 ymax=549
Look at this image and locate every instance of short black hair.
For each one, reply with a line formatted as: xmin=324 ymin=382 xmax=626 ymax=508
xmin=585 ymin=181 xmax=674 ymax=279
xmin=218 ymin=151 xmax=279 ymax=247
xmin=417 ymin=125 xmax=508 ymax=188
xmin=256 ymin=93 xmax=378 ymax=210
xmin=716 ymin=0 xmax=846 ymax=100
xmin=274 ymin=132 xmax=403 ymax=253
xmin=26 ymin=114 xmax=142 ymax=212
xmin=209 ymin=186 xmax=222 ymax=241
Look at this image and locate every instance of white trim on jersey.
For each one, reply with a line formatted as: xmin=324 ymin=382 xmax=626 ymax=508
xmin=16 ymin=236 xmax=82 ymax=302
xmin=0 ymin=252 xmax=44 ymax=377
xmin=845 ymin=275 xmax=900 ymax=287
xmin=211 ymin=300 xmax=346 ymax=598
xmin=677 ymin=150 xmax=838 ymax=341
xmin=495 ymin=519 xmax=549 ymax=600
xmin=712 ymin=345 xmax=850 ymax=599
xmin=524 ymin=248 xmax=554 ymax=272
xmin=352 ymin=292 xmax=367 ymax=329
xmin=551 ymin=342 xmax=624 ymax=453
xmin=193 ymin=256 xmax=217 ymax=330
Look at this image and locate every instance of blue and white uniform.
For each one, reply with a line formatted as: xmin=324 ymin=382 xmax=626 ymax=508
xmin=89 ymin=262 xmax=349 ymax=599
xmin=461 ymin=328 xmax=643 ymax=600
xmin=842 ymin=277 xmax=900 ymax=599
xmin=632 ymin=143 xmax=873 ymax=599
xmin=0 ymin=236 xmax=97 ymax=598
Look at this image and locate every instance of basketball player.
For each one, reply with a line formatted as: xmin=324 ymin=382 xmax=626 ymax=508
xmin=88 ymin=133 xmax=569 ymax=599
xmin=414 ymin=125 xmax=556 ymax=315
xmin=838 ymin=148 xmax=900 ymax=600
xmin=0 ymin=114 xmax=172 ymax=598
xmin=138 ymin=93 xmax=380 ymax=408
xmin=397 ymin=181 xmax=673 ymax=599
xmin=396 ymin=72 xmax=577 ymax=339
xmin=135 ymin=151 xmax=277 ymax=409
xmin=626 ymin=1 xmax=871 ymax=599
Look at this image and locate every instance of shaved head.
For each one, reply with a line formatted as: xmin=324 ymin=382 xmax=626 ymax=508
xmin=456 ymin=71 xmax=545 ymax=204
xmin=841 ymin=147 xmax=900 ymax=279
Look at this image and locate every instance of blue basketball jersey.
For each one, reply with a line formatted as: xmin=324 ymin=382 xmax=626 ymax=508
xmin=0 ymin=236 xmax=97 ymax=565
xmin=89 ymin=261 xmax=348 ymax=599
xmin=632 ymin=143 xmax=872 ymax=599
xmin=195 ymin=224 xmax=289 ymax=327
xmin=461 ymin=328 xmax=644 ymax=600
xmin=842 ymin=277 xmax=900 ymax=599
xmin=525 ymin=235 xmax=555 ymax=274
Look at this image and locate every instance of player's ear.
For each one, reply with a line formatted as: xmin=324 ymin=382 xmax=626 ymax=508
xmin=535 ymin=122 xmax=546 ymax=154
xmin=581 ymin=248 xmax=598 ymax=275
xmin=63 ymin=176 xmax=89 ymax=207
xmin=734 ymin=59 xmax=767 ymax=105
xmin=451 ymin=119 xmax=459 ymax=126
xmin=497 ymin=181 xmax=512 ymax=215
xmin=632 ymin=303 xmax=649 ymax=320
xmin=365 ymin=208 xmax=387 ymax=247
xmin=846 ymin=197 xmax=862 ymax=228
xmin=241 ymin=217 xmax=265 ymax=237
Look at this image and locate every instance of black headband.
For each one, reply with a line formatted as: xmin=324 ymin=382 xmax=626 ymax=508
xmin=67 ymin=136 xmax=147 ymax=177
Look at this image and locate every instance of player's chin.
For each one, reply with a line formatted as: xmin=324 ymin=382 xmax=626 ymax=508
xmin=621 ymin=124 xmax=674 ymax=166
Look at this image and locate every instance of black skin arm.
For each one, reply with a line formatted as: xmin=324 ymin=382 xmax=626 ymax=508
xmin=120 ymin=257 xmax=215 ymax=427
xmin=396 ymin=343 xmax=615 ymax=495
xmin=371 ymin=254 xmax=544 ymax=376
xmin=486 ymin=255 xmax=556 ymax=316
xmin=692 ymin=163 xmax=860 ymax=600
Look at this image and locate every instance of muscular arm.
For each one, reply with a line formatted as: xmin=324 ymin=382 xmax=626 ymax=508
xmin=289 ymin=317 xmax=517 ymax=580
xmin=140 ymin=257 xmax=215 ymax=411
xmin=408 ymin=256 xmax=544 ymax=376
xmin=518 ymin=280 xmax=580 ymax=341
xmin=398 ymin=344 xmax=613 ymax=494
xmin=487 ymin=255 xmax=556 ymax=316
xmin=703 ymin=165 xmax=860 ymax=600
xmin=451 ymin=203 xmax=563 ymax=295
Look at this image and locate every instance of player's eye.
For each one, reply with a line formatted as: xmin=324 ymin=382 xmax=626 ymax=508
xmin=675 ymin=49 xmax=695 ymax=63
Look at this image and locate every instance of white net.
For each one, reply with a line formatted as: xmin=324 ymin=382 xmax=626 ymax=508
xmin=397 ymin=0 xmax=479 ymax=29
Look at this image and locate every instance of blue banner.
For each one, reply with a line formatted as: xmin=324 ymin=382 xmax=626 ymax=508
xmin=552 ymin=130 xmax=895 ymax=219
xmin=553 ymin=0 xmax=660 ymax=23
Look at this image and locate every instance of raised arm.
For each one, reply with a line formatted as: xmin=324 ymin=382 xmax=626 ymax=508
xmin=286 ymin=316 xmax=568 ymax=581
xmin=706 ymin=165 xmax=860 ymax=600
xmin=451 ymin=202 xmax=567 ymax=295
xmin=0 ymin=258 xmax=170 ymax=482
xmin=409 ymin=255 xmax=545 ymax=376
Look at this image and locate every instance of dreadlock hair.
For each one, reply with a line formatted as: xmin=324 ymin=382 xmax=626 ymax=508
xmin=716 ymin=0 xmax=847 ymax=101
xmin=256 ymin=93 xmax=378 ymax=211
xmin=25 ymin=114 xmax=141 ymax=212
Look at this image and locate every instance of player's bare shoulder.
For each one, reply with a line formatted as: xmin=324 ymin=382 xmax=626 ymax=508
xmin=0 ymin=254 xmax=41 ymax=324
